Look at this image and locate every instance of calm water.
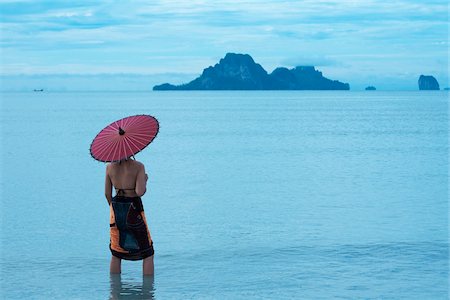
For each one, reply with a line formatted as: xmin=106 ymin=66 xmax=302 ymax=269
xmin=1 ymin=91 xmax=448 ymax=299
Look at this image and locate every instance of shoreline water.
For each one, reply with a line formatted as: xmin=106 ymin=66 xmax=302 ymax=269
xmin=1 ymin=91 xmax=448 ymax=299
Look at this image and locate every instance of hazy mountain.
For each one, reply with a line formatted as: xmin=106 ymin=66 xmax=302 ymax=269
xmin=153 ymin=53 xmax=350 ymax=90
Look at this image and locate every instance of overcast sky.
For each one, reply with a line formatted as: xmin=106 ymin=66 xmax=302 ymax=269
xmin=1 ymin=0 xmax=448 ymax=90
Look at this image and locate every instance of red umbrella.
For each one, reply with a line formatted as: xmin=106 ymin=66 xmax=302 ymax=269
xmin=90 ymin=114 xmax=159 ymax=162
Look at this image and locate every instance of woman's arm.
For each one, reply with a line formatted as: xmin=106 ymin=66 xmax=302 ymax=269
xmin=135 ymin=163 xmax=147 ymax=197
xmin=105 ymin=164 xmax=113 ymax=205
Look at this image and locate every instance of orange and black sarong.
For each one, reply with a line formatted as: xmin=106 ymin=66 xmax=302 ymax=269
xmin=109 ymin=196 xmax=154 ymax=260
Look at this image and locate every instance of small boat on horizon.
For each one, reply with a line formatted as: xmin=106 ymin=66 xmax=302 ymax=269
xmin=33 ymin=89 xmax=44 ymax=92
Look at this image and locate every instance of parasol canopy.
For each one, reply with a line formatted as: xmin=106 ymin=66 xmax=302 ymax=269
xmin=90 ymin=114 xmax=159 ymax=162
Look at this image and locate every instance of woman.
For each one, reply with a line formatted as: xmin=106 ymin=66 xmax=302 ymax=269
xmin=105 ymin=158 xmax=154 ymax=275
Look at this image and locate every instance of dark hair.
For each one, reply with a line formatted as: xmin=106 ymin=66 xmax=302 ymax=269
xmin=118 ymin=155 xmax=135 ymax=164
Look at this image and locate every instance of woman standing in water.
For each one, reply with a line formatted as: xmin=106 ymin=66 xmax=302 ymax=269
xmin=90 ymin=115 xmax=159 ymax=276
xmin=105 ymin=158 xmax=154 ymax=275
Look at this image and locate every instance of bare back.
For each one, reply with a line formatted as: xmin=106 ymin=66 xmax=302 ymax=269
xmin=105 ymin=160 xmax=147 ymax=202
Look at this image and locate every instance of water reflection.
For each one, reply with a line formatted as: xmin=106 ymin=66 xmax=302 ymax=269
xmin=109 ymin=274 xmax=155 ymax=299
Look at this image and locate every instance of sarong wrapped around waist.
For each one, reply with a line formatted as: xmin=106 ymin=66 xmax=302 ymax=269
xmin=109 ymin=196 xmax=154 ymax=260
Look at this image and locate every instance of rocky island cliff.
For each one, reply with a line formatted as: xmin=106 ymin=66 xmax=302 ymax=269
xmin=418 ymin=75 xmax=440 ymax=90
xmin=153 ymin=53 xmax=350 ymax=90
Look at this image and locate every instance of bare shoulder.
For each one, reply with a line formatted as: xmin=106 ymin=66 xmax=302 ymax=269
xmin=107 ymin=162 xmax=118 ymax=170
xmin=107 ymin=162 xmax=122 ymax=176
xmin=133 ymin=160 xmax=145 ymax=169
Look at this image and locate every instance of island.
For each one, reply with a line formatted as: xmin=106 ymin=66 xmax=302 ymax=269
xmin=153 ymin=53 xmax=350 ymax=90
xmin=365 ymin=86 xmax=376 ymax=90
xmin=418 ymin=75 xmax=439 ymax=90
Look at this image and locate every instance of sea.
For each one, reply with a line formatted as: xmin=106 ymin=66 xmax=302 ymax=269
xmin=0 ymin=91 xmax=448 ymax=299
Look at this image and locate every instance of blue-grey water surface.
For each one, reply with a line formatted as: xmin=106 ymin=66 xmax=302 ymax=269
xmin=1 ymin=91 xmax=448 ymax=299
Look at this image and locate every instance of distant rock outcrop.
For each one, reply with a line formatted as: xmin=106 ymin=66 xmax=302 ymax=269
xmin=418 ymin=75 xmax=439 ymax=90
xmin=153 ymin=53 xmax=350 ymax=90
xmin=365 ymin=86 xmax=376 ymax=90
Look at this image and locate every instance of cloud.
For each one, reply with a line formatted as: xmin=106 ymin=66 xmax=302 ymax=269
xmin=0 ymin=0 xmax=447 ymax=90
xmin=281 ymin=56 xmax=341 ymax=68
xmin=0 ymin=72 xmax=199 ymax=91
